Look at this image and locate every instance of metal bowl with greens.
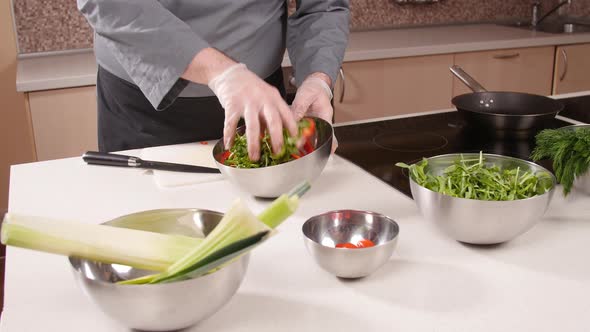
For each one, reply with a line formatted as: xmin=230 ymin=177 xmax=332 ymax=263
xmin=396 ymin=151 xmax=554 ymax=201
xmin=213 ymin=117 xmax=333 ymax=198
xmin=397 ymin=153 xmax=556 ymax=244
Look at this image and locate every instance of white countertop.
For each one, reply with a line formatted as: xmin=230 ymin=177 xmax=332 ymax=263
xmin=2 ymin=147 xmax=590 ymax=331
xmin=16 ymin=23 xmax=590 ymax=92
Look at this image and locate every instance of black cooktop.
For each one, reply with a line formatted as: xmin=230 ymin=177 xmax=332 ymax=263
xmin=334 ymin=95 xmax=589 ymax=198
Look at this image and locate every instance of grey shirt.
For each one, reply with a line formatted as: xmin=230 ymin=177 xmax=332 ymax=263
xmin=77 ymin=0 xmax=349 ymax=110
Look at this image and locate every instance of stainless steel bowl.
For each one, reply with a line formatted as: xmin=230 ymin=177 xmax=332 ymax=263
xmin=69 ymin=209 xmax=249 ymax=331
xmin=409 ymin=153 xmax=556 ymax=245
xmin=562 ymin=124 xmax=590 ymax=195
xmin=302 ymin=210 xmax=399 ymax=278
xmin=213 ymin=117 xmax=333 ymax=198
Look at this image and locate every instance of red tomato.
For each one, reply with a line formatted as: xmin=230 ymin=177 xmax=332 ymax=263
xmin=219 ymin=151 xmax=231 ymax=163
xmin=356 ymin=239 xmax=375 ymax=248
xmin=199 ymin=141 xmax=208 ymax=145
xmin=336 ymin=242 xmax=357 ymax=249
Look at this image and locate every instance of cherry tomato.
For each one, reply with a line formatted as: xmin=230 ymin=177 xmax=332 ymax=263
xmin=219 ymin=151 xmax=231 ymax=163
xmin=336 ymin=242 xmax=357 ymax=249
xmin=356 ymin=239 xmax=375 ymax=248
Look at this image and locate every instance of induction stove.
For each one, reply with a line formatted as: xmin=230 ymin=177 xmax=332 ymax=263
xmin=334 ymin=96 xmax=589 ymax=198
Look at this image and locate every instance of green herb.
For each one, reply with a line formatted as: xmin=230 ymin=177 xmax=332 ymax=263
xmin=396 ymin=152 xmax=553 ymax=201
xmin=224 ymin=120 xmax=313 ymax=168
xmin=531 ymin=127 xmax=590 ymax=196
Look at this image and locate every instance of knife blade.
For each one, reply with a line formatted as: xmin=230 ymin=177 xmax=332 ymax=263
xmin=82 ymin=151 xmax=221 ymax=174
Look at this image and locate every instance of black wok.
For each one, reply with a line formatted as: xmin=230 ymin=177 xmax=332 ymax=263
xmin=450 ymin=65 xmax=564 ymax=132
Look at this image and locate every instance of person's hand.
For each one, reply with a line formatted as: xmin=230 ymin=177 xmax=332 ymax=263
xmin=291 ymin=73 xmax=338 ymax=152
xmin=208 ymin=63 xmax=298 ymax=161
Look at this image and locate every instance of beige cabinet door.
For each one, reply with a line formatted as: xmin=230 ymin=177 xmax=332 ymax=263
xmin=333 ymin=54 xmax=454 ymax=123
xmin=28 ymin=86 xmax=98 ymax=161
xmin=452 ymin=46 xmax=554 ymax=97
xmin=553 ymin=43 xmax=590 ymax=95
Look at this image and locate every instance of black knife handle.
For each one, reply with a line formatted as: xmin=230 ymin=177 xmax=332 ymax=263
xmin=82 ymin=151 xmax=141 ymax=167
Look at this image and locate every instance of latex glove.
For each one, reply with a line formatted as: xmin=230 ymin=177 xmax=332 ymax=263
xmin=208 ymin=63 xmax=298 ymax=161
xmin=291 ymin=75 xmax=338 ymax=152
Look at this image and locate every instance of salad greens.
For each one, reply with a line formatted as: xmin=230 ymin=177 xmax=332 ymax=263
xmin=531 ymin=127 xmax=590 ymax=196
xmin=396 ymin=152 xmax=553 ymax=201
xmin=222 ymin=119 xmax=315 ymax=168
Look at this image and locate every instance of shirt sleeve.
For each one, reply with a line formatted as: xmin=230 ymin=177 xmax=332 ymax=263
xmin=286 ymin=0 xmax=350 ymax=87
xmin=77 ymin=0 xmax=210 ymax=110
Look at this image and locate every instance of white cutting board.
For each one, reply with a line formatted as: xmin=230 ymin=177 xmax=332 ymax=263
xmin=140 ymin=141 xmax=224 ymax=188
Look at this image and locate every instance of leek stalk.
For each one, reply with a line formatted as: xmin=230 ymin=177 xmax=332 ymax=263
xmin=0 ymin=214 xmax=202 ymax=272
xmin=121 ymin=181 xmax=310 ymax=285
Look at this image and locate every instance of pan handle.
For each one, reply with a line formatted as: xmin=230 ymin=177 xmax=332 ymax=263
xmin=449 ymin=65 xmax=488 ymax=93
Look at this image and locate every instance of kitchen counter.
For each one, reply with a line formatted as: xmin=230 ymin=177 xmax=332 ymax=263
xmin=2 ymin=143 xmax=590 ymax=331
xmin=16 ymin=23 xmax=590 ymax=92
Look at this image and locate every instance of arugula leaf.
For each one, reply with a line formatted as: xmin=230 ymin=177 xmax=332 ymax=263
xmin=396 ymin=152 xmax=553 ymax=201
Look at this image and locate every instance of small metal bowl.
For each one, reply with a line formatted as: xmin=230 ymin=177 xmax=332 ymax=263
xmin=302 ymin=210 xmax=400 ymax=279
xmin=68 ymin=209 xmax=249 ymax=331
xmin=561 ymin=124 xmax=590 ymax=195
xmin=213 ymin=117 xmax=333 ymax=198
xmin=409 ymin=153 xmax=556 ymax=245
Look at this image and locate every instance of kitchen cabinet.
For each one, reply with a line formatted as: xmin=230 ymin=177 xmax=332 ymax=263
xmin=452 ymin=46 xmax=555 ymax=97
xmin=333 ymin=54 xmax=454 ymax=123
xmin=553 ymin=43 xmax=590 ymax=95
xmin=27 ymin=86 xmax=98 ymax=161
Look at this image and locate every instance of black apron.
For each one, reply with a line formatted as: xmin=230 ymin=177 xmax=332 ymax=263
xmin=96 ymin=66 xmax=286 ymax=152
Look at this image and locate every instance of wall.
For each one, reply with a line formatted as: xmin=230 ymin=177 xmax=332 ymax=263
xmin=0 ymin=1 xmax=36 ymax=212
xmin=13 ymin=0 xmax=580 ymax=54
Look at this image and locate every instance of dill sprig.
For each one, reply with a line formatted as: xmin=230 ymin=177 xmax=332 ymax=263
xmin=531 ymin=127 xmax=590 ymax=196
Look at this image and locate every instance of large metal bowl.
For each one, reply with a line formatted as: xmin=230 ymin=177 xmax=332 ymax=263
xmin=302 ymin=210 xmax=399 ymax=278
xmin=213 ymin=117 xmax=333 ymax=198
xmin=69 ymin=209 xmax=249 ymax=331
xmin=561 ymin=124 xmax=590 ymax=195
xmin=409 ymin=153 xmax=556 ymax=245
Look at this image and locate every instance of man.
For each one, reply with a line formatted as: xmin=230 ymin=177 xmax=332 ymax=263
xmin=78 ymin=0 xmax=349 ymax=161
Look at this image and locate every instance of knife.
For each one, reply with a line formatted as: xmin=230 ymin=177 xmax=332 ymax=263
xmin=82 ymin=151 xmax=221 ymax=174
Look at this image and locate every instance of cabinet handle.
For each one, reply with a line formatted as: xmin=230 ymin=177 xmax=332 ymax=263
xmin=560 ymin=49 xmax=568 ymax=82
xmin=338 ymin=67 xmax=346 ymax=103
xmin=492 ymin=52 xmax=520 ymax=59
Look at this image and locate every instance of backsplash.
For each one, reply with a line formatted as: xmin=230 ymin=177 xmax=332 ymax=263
xmin=12 ymin=0 xmax=586 ymax=54
xmin=565 ymin=0 xmax=590 ymax=17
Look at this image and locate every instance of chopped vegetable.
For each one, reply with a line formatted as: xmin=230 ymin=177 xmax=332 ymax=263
xmin=335 ymin=239 xmax=375 ymax=249
xmin=0 ymin=214 xmax=202 ymax=272
xmin=531 ymin=127 xmax=590 ymax=196
xmin=223 ymin=118 xmax=316 ymax=168
xmin=336 ymin=242 xmax=358 ymax=249
xmin=356 ymin=239 xmax=375 ymax=248
xmin=396 ymin=152 xmax=554 ymax=201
